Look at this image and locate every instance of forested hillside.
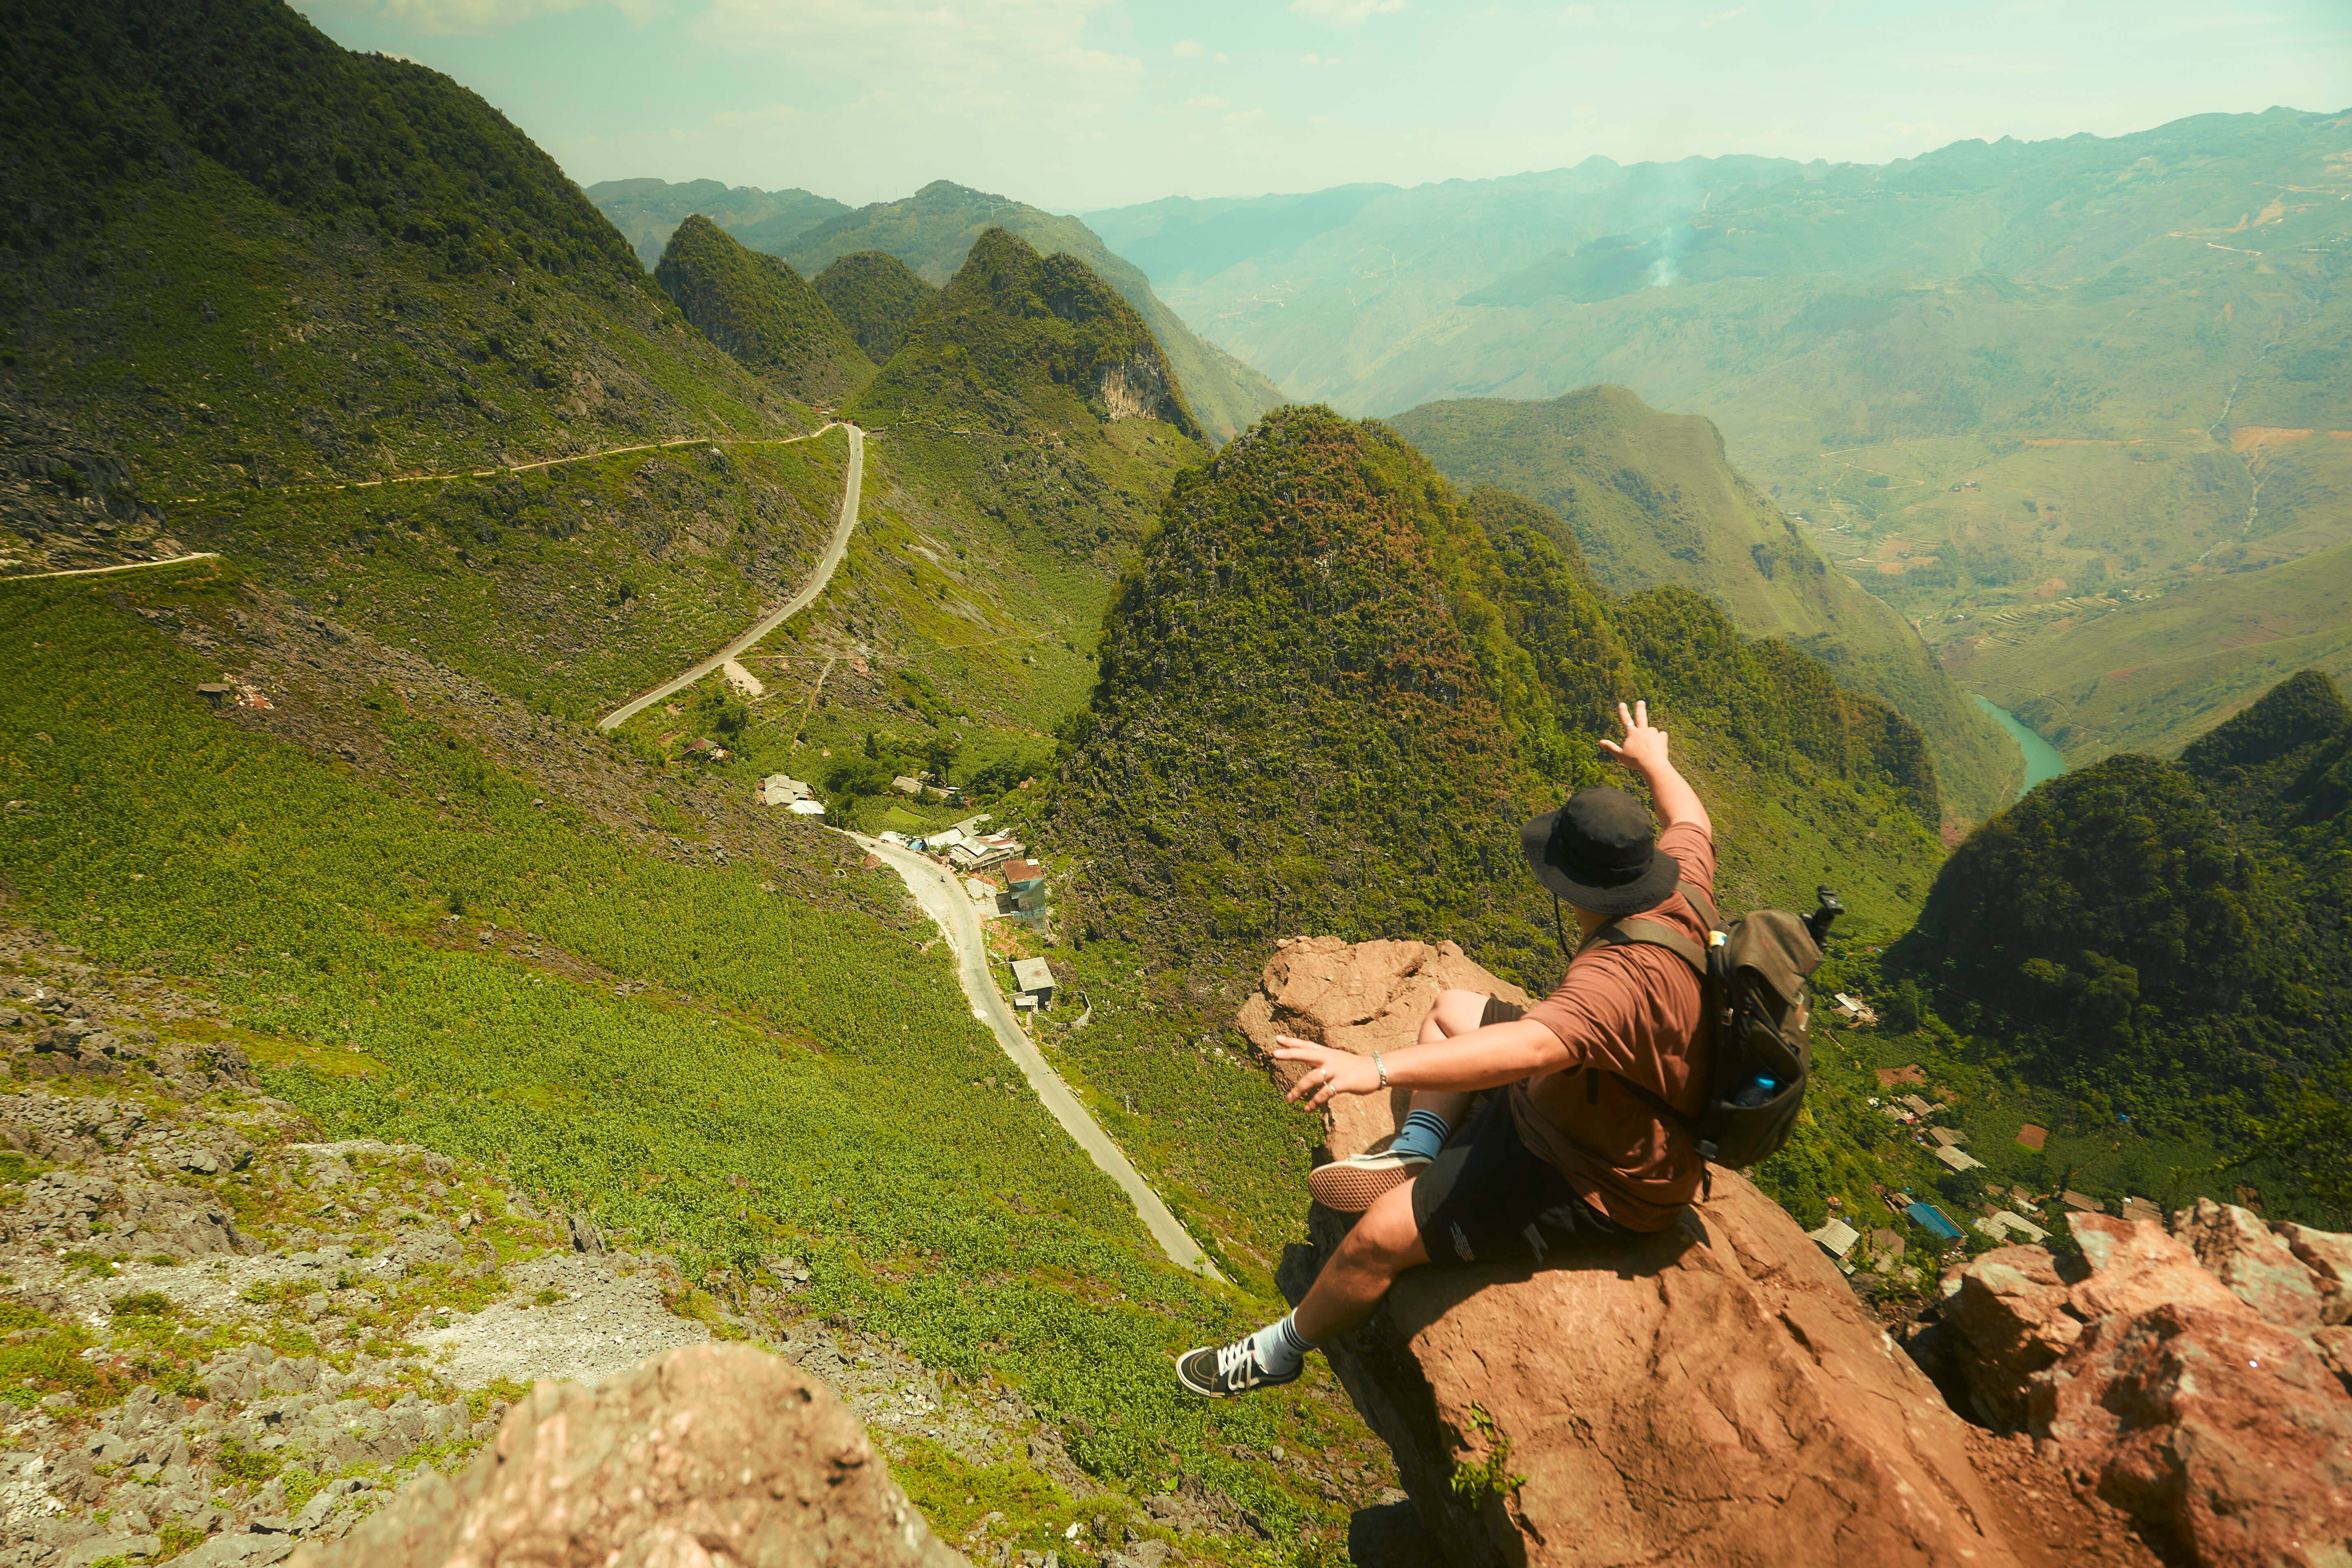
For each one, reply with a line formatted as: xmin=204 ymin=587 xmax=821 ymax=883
xmin=0 ymin=0 xmax=802 ymax=523
xmin=1395 ymin=385 xmax=2017 ymax=825
xmin=784 ymin=182 xmax=1284 ymax=445
xmin=585 ymin=176 xmax=849 ymax=269
xmin=1097 ymin=109 xmax=2352 ymax=765
xmin=654 ymin=216 xmax=874 ymax=407
xmin=814 ymin=250 xmax=938 ymax=363
xmin=1893 ymin=668 xmax=2352 ymax=1221
xmin=1042 ymin=406 xmax=1946 ymax=991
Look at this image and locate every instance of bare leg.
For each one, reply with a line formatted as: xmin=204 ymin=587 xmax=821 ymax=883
xmin=1294 ymin=1178 xmax=1429 ymax=1342
xmin=1407 ymin=987 xmax=1489 ymax=1131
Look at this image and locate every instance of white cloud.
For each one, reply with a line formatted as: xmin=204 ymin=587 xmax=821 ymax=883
xmin=1300 ymin=51 xmax=1344 ymax=66
xmin=705 ymin=102 xmax=806 ymax=127
xmin=692 ymin=0 xmax=1141 ymax=118
xmin=1290 ymin=0 xmax=1405 ymax=24
xmin=1171 ymin=37 xmax=1204 ymax=57
xmin=1703 ymin=6 xmax=1746 ymax=24
xmin=1186 ymin=92 xmax=1232 ymax=111
xmin=1214 ymin=50 xmax=1229 ymax=62
xmin=1223 ymin=107 xmax=1267 ymax=126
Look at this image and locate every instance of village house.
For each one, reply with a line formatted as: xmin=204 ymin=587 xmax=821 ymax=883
xmin=2060 ymin=1190 xmax=2102 ymax=1214
xmin=1807 ymin=1217 xmax=1860 ymax=1269
xmin=1899 ymin=1093 xmax=1936 ymax=1118
xmin=891 ymin=775 xmax=923 ymax=796
xmin=1836 ymin=994 xmax=1882 ymax=1026
xmin=759 ymin=775 xmax=815 ymax=808
xmin=1932 ymin=1144 xmax=1984 ymax=1173
xmin=1904 ymin=1201 xmax=1966 ymax=1246
xmin=2119 ymin=1196 xmax=2164 ymax=1225
xmin=1974 ymin=1209 xmax=2050 ymax=1245
xmin=1010 ymin=957 xmax=1056 ymax=1011
xmin=1869 ymin=1228 xmax=1905 ymax=1260
xmin=1927 ymin=1126 xmax=1969 ymax=1148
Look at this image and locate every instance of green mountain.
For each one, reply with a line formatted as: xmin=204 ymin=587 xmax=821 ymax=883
xmin=654 ymin=215 xmax=874 ymax=407
xmin=0 ymin=0 xmax=802 ymax=527
xmin=784 ymin=181 xmax=1284 ymax=445
xmin=813 ymin=250 xmax=938 ymax=363
xmin=1027 ymin=406 xmax=1951 ymax=1268
xmin=1893 ymin=668 xmax=2352 ymax=1221
xmin=1100 ymin=111 xmax=2352 ymax=765
xmin=585 ymin=176 xmax=850 ymax=270
xmin=848 ymin=228 xmax=1203 ymax=556
xmin=1392 ymin=386 xmax=2017 ymax=826
xmin=1042 ymin=405 xmax=1945 ymax=985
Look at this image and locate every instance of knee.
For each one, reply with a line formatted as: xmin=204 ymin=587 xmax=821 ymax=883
xmin=1423 ymin=987 xmax=1489 ymax=1040
xmin=1339 ymin=1190 xmax=1425 ymax=1271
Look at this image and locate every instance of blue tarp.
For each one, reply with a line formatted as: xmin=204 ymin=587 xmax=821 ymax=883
xmin=1906 ymin=1202 xmax=1964 ymax=1241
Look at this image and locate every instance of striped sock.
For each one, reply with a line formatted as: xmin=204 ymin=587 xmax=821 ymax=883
xmin=1250 ymin=1311 xmax=1313 ymax=1373
xmin=1390 ymin=1108 xmax=1451 ymax=1162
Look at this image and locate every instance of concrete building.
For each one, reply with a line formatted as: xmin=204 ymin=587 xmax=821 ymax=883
xmin=1010 ymin=958 xmax=1056 ymax=1008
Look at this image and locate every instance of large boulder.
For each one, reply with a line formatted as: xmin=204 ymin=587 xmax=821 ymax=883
xmin=1236 ymin=936 xmax=1531 ymax=1165
xmin=289 ymin=1344 xmax=964 ymax=1568
xmin=1245 ymin=939 xmax=2044 ymax=1568
xmin=1941 ymin=1206 xmax=2352 ymax=1568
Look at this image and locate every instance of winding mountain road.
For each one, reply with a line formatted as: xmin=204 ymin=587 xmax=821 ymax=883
xmin=598 ymin=423 xmax=864 ymax=731
xmin=854 ymin=834 xmax=1225 ymax=1282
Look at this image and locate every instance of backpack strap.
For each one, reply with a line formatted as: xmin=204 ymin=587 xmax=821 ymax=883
xmin=1582 ymin=916 xmax=1706 ymax=976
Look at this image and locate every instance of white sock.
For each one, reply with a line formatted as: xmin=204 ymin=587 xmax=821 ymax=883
xmin=1249 ymin=1311 xmax=1312 ymax=1373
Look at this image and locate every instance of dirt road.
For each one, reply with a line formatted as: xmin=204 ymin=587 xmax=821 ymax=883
xmin=854 ymin=834 xmax=1225 ymax=1282
xmin=598 ymin=423 xmax=864 ymax=731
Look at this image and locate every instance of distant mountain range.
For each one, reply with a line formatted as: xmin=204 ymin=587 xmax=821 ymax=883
xmin=1391 ymin=387 xmax=2016 ymax=824
xmin=1082 ymin=110 xmax=2352 ymax=767
xmin=587 ymin=177 xmax=1281 ymax=445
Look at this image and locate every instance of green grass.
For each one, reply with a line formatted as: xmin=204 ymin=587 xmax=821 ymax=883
xmin=0 ymin=569 xmax=1378 ymax=1543
xmin=161 ymin=430 xmax=849 ymax=722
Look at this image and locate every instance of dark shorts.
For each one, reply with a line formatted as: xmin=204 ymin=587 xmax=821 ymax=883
xmin=1410 ymin=1070 xmax=1630 ymax=1268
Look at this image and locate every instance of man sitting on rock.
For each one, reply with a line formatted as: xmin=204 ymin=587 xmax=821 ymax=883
xmin=1179 ymin=700 xmax=1717 ymax=1397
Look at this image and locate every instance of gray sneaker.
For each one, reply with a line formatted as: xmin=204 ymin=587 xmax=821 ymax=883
xmin=1176 ymin=1338 xmax=1302 ymax=1398
xmin=1308 ymin=1147 xmax=1431 ymax=1213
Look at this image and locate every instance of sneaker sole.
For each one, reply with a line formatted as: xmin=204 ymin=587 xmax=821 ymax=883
xmin=1175 ymin=1354 xmax=1301 ymax=1398
xmin=1309 ymin=1157 xmax=1425 ymax=1214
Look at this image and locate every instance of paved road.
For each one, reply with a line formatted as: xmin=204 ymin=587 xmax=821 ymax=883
xmin=598 ymin=423 xmax=864 ymax=731
xmin=1 ymin=552 xmax=221 ymax=583
xmin=853 ymin=834 xmax=1224 ymax=1282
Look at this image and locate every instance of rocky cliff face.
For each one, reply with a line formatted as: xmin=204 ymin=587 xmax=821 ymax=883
xmin=1935 ymin=1201 xmax=2352 ymax=1568
xmin=1243 ymin=937 xmax=2161 ymax=1568
xmin=288 ymin=1344 xmax=964 ymax=1568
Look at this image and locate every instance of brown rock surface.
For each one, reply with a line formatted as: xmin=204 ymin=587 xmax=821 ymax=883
xmin=1250 ymin=938 xmax=2040 ymax=1568
xmin=1236 ymin=935 xmax=1530 ymax=1163
xmin=1943 ymin=1207 xmax=2352 ymax=1567
xmin=289 ymin=1343 xmax=964 ymax=1568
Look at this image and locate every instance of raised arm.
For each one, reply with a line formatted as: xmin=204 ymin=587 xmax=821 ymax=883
xmin=1599 ymin=699 xmax=1710 ymax=837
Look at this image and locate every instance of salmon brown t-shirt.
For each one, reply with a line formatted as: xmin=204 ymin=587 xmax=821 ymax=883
xmin=1507 ymin=819 xmax=1715 ymax=1232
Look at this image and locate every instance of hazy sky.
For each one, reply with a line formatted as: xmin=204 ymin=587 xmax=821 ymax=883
xmin=294 ymin=0 xmax=2352 ymax=214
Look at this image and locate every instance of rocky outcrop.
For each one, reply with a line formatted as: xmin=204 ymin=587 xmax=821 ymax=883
xmin=288 ymin=1344 xmax=964 ymax=1568
xmin=1940 ymin=1202 xmax=2352 ymax=1568
xmin=1236 ymin=936 xmax=1531 ymax=1167
xmin=1246 ymin=937 xmax=2102 ymax=1568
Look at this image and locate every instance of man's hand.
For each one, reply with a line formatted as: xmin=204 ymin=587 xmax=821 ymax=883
xmin=1273 ymin=1036 xmax=1382 ymax=1111
xmin=1598 ymin=699 xmax=1669 ymax=774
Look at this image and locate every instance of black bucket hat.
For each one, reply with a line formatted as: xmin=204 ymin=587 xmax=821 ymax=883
xmin=1519 ymin=786 xmax=1678 ymax=916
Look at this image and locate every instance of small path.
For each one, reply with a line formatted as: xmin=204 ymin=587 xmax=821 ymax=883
xmin=598 ymin=424 xmax=864 ymax=731
xmin=159 ymin=424 xmax=844 ymax=505
xmin=0 ymin=551 xmax=220 ymax=583
xmin=852 ymin=833 xmax=1224 ymax=1282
